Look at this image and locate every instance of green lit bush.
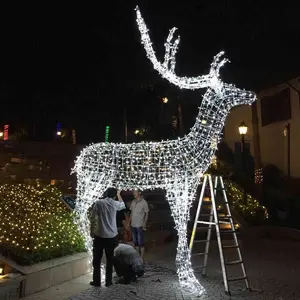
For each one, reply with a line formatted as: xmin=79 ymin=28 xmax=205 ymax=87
xmin=224 ymin=180 xmax=268 ymax=224
xmin=0 ymin=184 xmax=85 ymax=265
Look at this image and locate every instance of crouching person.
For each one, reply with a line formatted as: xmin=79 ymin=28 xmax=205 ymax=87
xmin=113 ymin=242 xmax=144 ymax=284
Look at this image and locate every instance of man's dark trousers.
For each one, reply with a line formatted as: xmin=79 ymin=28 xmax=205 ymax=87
xmin=92 ymin=235 xmax=118 ymax=285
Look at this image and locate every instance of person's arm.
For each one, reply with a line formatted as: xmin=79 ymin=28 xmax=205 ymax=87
xmin=129 ymin=201 xmax=133 ymax=225
xmin=115 ymin=190 xmax=126 ymax=211
xmin=90 ymin=203 xmax=97 ymax=238
xmin=142 ymin=201 xmax=149 ymax=230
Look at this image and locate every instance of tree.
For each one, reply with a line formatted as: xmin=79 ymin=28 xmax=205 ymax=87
xmin=9 ymin=127 xmax=28 ymax=143
xmin=251 ymin=102 xmax=263 ymax=200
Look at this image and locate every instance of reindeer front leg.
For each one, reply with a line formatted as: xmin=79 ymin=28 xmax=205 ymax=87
xmin=166 ymin=186 xmax=204 ymax=295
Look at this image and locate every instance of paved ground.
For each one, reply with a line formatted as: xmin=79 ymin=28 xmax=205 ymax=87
xmin=23 ymin=233 xmax=300 ymax=300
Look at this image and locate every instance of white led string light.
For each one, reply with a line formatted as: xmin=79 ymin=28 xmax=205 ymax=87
xmin=72 ymin=6 xmax=256 ymax=295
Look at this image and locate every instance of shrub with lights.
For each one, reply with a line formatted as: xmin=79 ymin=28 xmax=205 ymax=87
xmin=0 ymin=184 xmax=85 ymax=265
xmin=224 ymin=180 xmax=268 ymax=224
xmin=208 ymin=163 xmax=268 ymax=224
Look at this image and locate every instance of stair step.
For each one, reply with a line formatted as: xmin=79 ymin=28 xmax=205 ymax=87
xmin=227 ymin=276 xmax=247 ymax=282
xmin=225 ymin=260 xmax=243 ymax=265
xmin=220 ymin=230 xmax=237 ymax=234
xmin=218 ymin=215 xmax=232 ymax=220
xmin=218 ymin=221 xmax=231 ymax=225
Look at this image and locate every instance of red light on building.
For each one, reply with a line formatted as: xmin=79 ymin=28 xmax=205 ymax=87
xmin=4 ymin=125 xmax=9 ymax=141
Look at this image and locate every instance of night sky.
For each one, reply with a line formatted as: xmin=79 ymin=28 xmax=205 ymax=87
xmin=0 ymin=1 xmax=299 ymax=144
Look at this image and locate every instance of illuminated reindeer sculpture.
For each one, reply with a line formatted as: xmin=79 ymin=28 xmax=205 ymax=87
xmin=72 ymin=6 xmax=256 ymax=295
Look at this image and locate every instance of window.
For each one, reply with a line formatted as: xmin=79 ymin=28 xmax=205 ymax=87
xmin=261 ymin=88 xmax=291 ymax=126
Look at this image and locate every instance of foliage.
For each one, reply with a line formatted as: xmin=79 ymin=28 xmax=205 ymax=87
xmin=224 ymin=180 xmax=268 ymax=225
xmin=0 ymin=184 xmax=85 ymax=265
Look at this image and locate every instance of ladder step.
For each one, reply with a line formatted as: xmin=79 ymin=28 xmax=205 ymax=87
xmin=191 ymin=252 xmax=208 ymax=256
xmin=195 ymin=265 xmax=205 ymax=269
xmin=222 ymin=244 xmax=239 ymax=249
xmin=193 ymin=239 xmax=210 ymax=243
xmin=227 ymin=276 xmax=247 ymax=282
xmin=225 ymin=260 xmax=243 ymax=265
xmin=197 ymin=221 xmax=216 ymax=225
xmin=199 ymin=214 xmax=213 ymax=217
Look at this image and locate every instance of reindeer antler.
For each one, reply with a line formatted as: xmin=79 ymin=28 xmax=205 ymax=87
xmin=163 ymin=27 xmax=180 ymax=72
xmin=135 ymin=6 xmax=228 ymax=90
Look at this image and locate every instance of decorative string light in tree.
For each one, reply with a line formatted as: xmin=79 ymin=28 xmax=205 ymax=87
xmin=72 ymin=6 xmax=257 ymax=295
xmin=254 ymin=168 xmax=263 ymax=184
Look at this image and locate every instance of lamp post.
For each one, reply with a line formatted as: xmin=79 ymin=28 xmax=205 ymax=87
xmin=283 ymin=123 xmax=291 ymax=179
xmin=238 ymin=121 xmax=248 ymax=205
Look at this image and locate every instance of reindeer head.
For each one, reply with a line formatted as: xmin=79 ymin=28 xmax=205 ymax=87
xmin=217 ymin=83 xmax=256 ymax=111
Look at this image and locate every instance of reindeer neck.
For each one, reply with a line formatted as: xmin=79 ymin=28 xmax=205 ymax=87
xmin=185 ymin=90 xmax=228 ymax=151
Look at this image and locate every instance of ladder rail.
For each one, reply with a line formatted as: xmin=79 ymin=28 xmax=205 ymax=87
xmin=210 ymin=175 xmax=229 ymax=294
xmin=189 ymin=174 xmax=251 ymax=295
xmin=202 ymin=199 xmax=214 ymax=276
xmin=189 ymin=175 xmax=208 ymax=250
xmin=219 ymin=176 xmax=250 ymax=290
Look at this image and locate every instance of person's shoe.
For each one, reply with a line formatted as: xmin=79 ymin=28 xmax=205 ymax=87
xmin=116 ymin=277 xmax=125 ymax=284
xmin=105 ymin=281 xmax=113 ymax=287
xmin=90 ymin=281 xmax=100 ymax=287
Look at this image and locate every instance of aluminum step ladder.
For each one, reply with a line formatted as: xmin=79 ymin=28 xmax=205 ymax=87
xmin=189 ymin=174 xmax=250 ymax=296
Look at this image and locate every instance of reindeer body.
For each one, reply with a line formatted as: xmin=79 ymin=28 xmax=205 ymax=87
xmin=72 ymin=7 xmax=256 ymax=295
xmin=75 ymin=89 xmax=224 ymax=192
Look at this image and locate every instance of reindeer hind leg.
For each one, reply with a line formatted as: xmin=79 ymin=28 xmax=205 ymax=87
xmin=165 ymin=187 xmax=205 ymax=295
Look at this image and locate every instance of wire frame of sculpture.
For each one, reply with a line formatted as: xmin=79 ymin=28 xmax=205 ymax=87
xmin=72 ymin=6 xmax=256 ymax=295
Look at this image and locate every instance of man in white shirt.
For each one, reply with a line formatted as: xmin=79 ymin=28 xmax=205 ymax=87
xmin=113 ymin=243 xmax=144 ymax=284
xmin=90 ymin=188 xmax=125 ymax=287
xmin=130 ymin=190 xmax=149 ymax=261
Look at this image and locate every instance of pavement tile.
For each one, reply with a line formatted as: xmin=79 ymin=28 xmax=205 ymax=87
xmin=68 ymin=238 xmax=300 ymax=300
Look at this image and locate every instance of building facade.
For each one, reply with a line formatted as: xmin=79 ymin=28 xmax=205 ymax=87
xmin=224 ymin=78 xmax=300 ymax=178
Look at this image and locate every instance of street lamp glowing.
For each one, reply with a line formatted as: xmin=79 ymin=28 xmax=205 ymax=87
xmin=0 ymin=132 xmax=3 ymax=138
xmin=238 ymin=121 xmax=248 ymax=135
xmin=162 ymin=97 xmax=168 ymax=103
xmin=56 ymin=131 xmax=62 ymax=136
xmin=134 ymin=129 xmax=140 ymax=135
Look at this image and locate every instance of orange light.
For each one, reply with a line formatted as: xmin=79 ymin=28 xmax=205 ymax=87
xmin=4 ymin=125 xmax=9 ymax=140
